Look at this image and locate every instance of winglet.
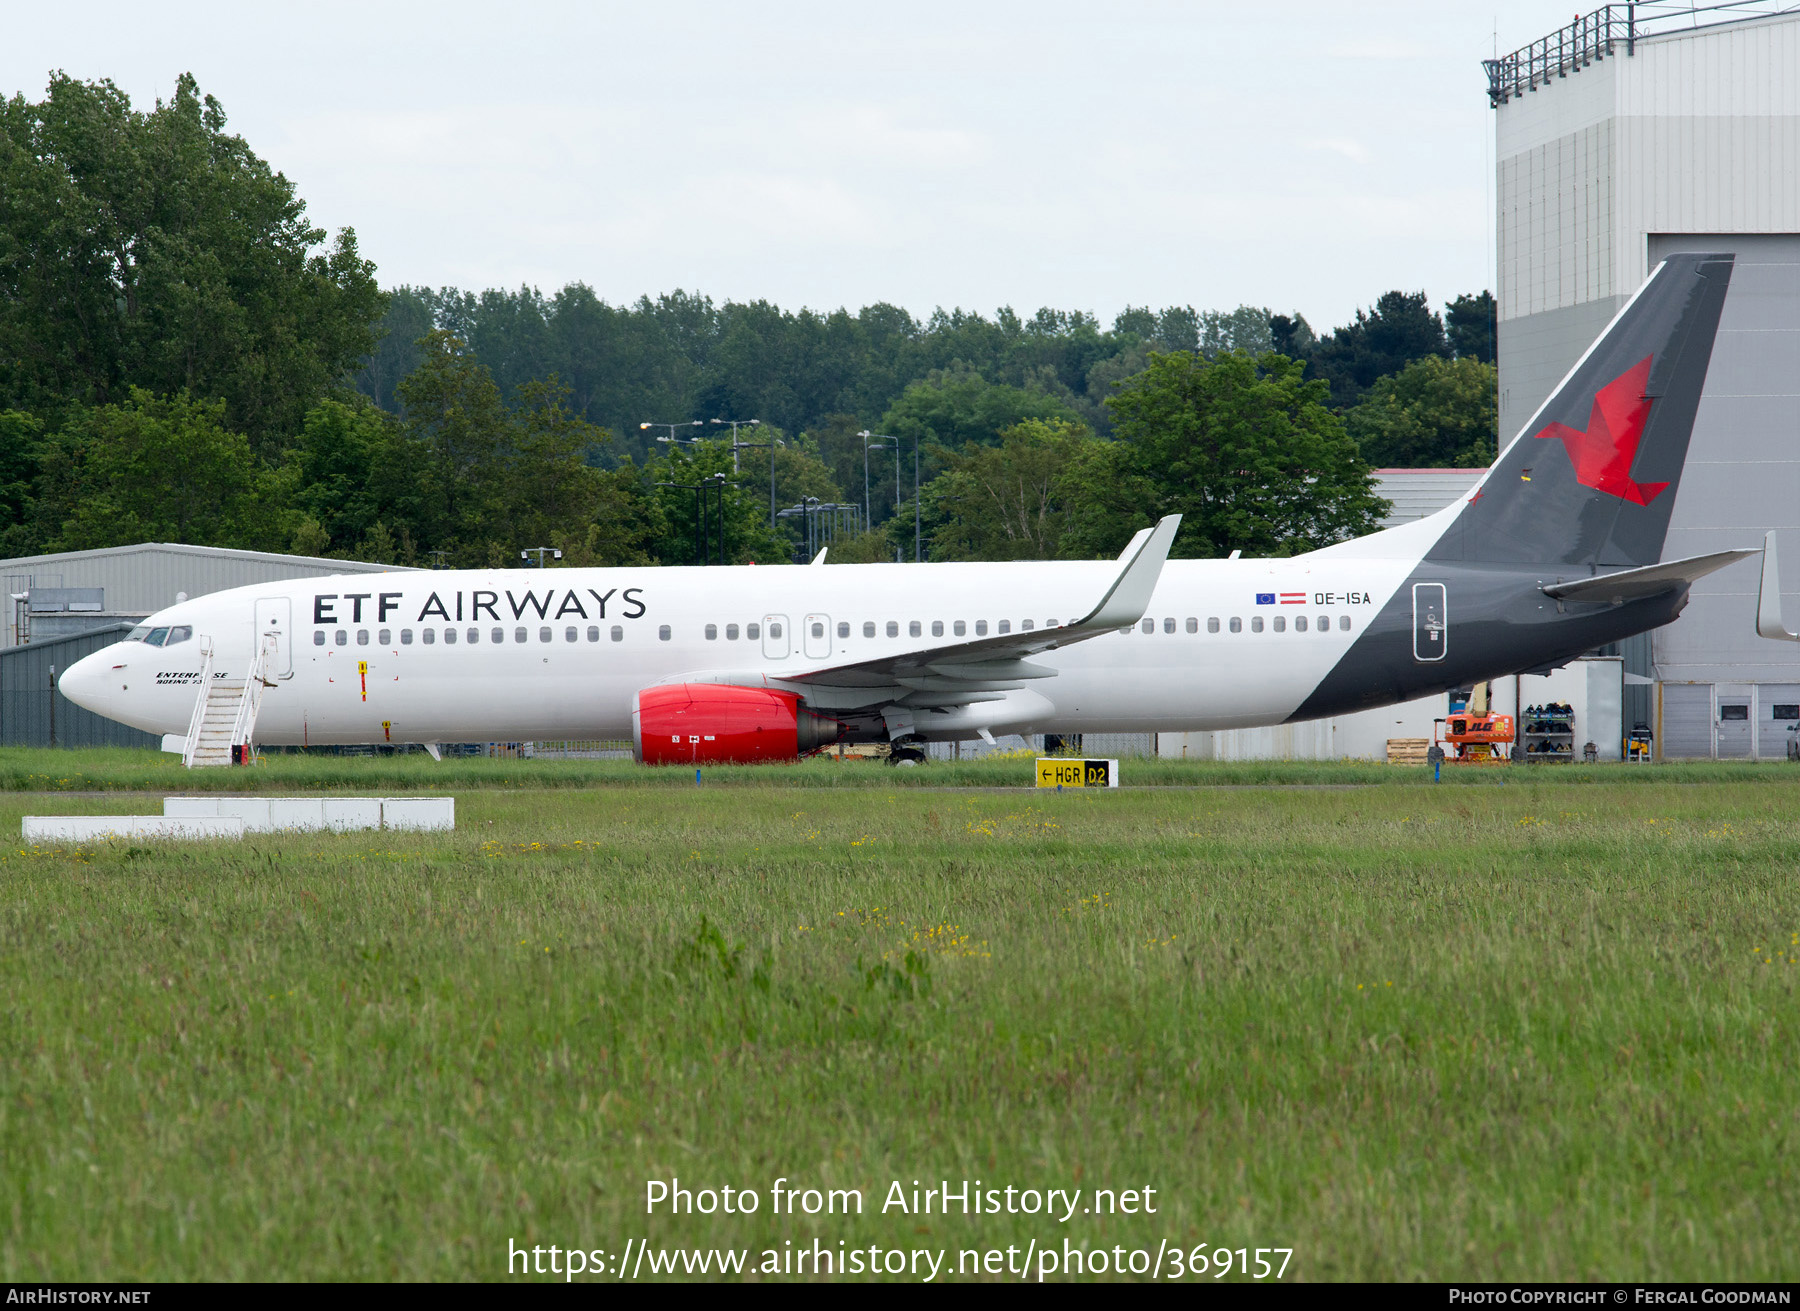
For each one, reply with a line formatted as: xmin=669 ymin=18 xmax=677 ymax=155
xmin=811 ymin=547 xmax=828 ymax=566
xmin=1758 ymin=530 xmax=1799 ymax=641
xmin=1074 ymin=515 xmax=1181 ymax=630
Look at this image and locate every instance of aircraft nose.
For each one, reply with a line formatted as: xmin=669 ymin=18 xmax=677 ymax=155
xmin=57 ymin=649 xmax=111 ymax=714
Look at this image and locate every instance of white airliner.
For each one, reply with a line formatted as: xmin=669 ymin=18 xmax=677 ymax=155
xmin=59 ymin=254 xmax=1797 ymax=764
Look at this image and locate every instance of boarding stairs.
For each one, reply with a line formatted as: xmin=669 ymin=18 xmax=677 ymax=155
xmin=181 ymin=635 xmax=275 ymax=768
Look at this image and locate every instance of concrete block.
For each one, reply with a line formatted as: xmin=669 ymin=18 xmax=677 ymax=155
xmin=322 ymin=798 xmax=383 ymax=832
xmin=23 ymin=816 xmax=246 ymax=843
xmin=381 ymin=797 xmax=455 ymax=832
xmin=217 ymin=797 xmax=274 ymax=830
xmin=265 ymin=798 xmax=326 ymax=831
xmin=163 ymin=796 xmax=220 ymax=816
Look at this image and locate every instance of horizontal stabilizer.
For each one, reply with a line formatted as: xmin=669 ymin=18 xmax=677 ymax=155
xmin=1541 ymin=548 xmax=1757 ymax=603
xmin=1758 ymin=530 xmax=1799 ymax=642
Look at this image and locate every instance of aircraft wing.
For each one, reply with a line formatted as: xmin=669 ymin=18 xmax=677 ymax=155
xmin=781 ymin=514 xmax=1180 ymax=699
xmin=1540 ymin=547 xmax=1757 ymax=604
xmin=658 ymin=515 xmax=1180 ymax=711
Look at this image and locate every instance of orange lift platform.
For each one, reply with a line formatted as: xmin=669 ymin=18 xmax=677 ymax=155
xmin=1433 ymin=712 xmax=1515 ymax=764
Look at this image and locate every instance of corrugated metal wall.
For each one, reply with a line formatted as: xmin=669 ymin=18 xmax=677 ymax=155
xmin=0 ymin=544 xmax=415 ymax=649
xmin=0 ymin=625 xmax=160 ymax=749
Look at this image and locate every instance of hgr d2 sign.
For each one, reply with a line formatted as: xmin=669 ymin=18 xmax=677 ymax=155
xmin=1036 ymin=758 xmax=1119 ymax=789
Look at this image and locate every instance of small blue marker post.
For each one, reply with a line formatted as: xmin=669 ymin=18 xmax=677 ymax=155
xmin=1433 ymin=760 xmax=1441 ymax=783
xmin=696 ymin=768 xmax=702 ymax=787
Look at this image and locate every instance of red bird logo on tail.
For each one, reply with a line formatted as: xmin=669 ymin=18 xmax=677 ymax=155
xmin=1532 ymin=355 xmax=1667 ymax=505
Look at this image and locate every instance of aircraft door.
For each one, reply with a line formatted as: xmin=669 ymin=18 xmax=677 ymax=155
xmin=762 ymin=614 xmax=790 ymax=660
xmin=254 ymin=597 xmax=293 ymax=678
xmin=804 ymin=613 xmax=831 ymax=659
xmin=1412 ymin=583 xmax=1447 ymax=662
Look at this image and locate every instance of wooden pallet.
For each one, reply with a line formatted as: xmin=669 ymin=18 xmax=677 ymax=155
xmin=1386 ymin=737 xmax=1431 ymax=764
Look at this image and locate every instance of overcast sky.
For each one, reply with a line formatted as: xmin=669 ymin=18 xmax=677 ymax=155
xmin=12 ymin=1 xmax=1594 ymax=331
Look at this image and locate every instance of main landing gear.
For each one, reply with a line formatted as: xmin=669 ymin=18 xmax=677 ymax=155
xmin=886 ymin=736 xmax=927 ymax=768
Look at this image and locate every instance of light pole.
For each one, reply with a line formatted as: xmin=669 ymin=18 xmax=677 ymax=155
xmin=727 ymin=436 xmax=784 ymax=529
xmin=658 ymin=477 xmax=726 ymax=565
xmin=710 ymin=418 xmax=762 ymax=474
xmin=641 ymin=420 xmax=703 ymax=450
xmin=519 ymin=548 xmax=563 ymax=568
xmin=858 ymin=430 xmax=899 ymax=533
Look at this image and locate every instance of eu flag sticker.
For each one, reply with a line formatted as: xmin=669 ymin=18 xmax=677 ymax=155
xmin=1255 ymin=593 xmax=1275 ymax=605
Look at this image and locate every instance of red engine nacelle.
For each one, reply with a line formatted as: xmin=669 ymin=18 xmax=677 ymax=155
xmin=632 ymin=683 xmax=842 ymax=765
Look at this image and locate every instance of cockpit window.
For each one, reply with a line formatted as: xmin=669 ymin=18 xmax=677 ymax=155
xmin=146 ymin=627 xmax=170 ymax=647
xmin=126 ymin=626 xmax=151 ymax=642
xmin=165 ymin=626 xmax=193 ymax=645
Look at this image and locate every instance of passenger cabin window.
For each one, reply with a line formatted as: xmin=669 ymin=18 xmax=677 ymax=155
xmin=422 ymin=629 xmax=435 ymax=645
xmin=587 ymin=626 xmax=600 ymax=642
xmin=727 ymin=624 xmax=740 ymax=640
xmin=401 ymin=629 xmax=413 ymax=645
xmin=909 ymin=620 xmax=921 ymax=637
xmin=444 ymin=629 xmax=457 ymax=644
xmin=492 ymin=627 xmax=505 ymax=644
xmin=1250 ymin=617 xmax=1263 ymax=633
xmin=1021 ymin=619 xmax=1034 ymax=631
xmin=1186 ymin=618 xmax=1198 ymax=633
xmin=953 ymin=620 xmax=966 ymax=636
xmin=611 ymin=626 xmax=623 ymax=642
xmin=1162 ymin=618 xmax=1174 ymax=634
xmin=357 ymin=629 xmax=370 ymax=645
xmin=468 ymin=628 xmax=480 ymax=643
xmin=539 ymin=627 xmax=552 ymax=643
xmin=1295 ymin=616 xmax=1307 ymax=632
xmin=1338 ymin=615 xmax=1351 ymax=631
xmin=1316 ymin=615 xmax=1328 ymax=633
xmin=1271 ymin=616 xmax=1283 ymax=632
xmin=1229 ymin=617 xmax=1242 ymax=633
xmin=747 ymin=623 xmax=760 ymax=640
xmin=658 ymin=625 xmax=672 ymax=641
xmin=705 ymin=624 xmax=718 ymax=640
xmin=837 ymin=621 xmax=849 ymax=638
xmin=812 ymin=621 xmax=824 ymax=638
xmin=1141 ymin=619 xmax=1154 ymax=635
xmin=514 ymin=627 xmax=527 ymax=643
xmin=335 ymin=630 xmax=348 ymax=646
xmin=886 ymin=621 xmax=898 ymax=637
xmin=1207 ymin=617 xmax=1220 ymax=633
xmin=769 ymin=622 xmax=782 ymax=639
xmin=378 ymin=629 xmax=391 ymax=644
xmin=862 ymin=622 xmax=875 ymax=638
xmin=998 ymin=620 xmax=1011 ymax=634
xmin=975 ymin=620 xmax=987 ymax=636
xmin=564 ymin=626 xmax=577 ymax=642
xmin=931 ymin=620 xmax=943 ymax=637
xmin=313 ymin=631 xmax=325 ymax=646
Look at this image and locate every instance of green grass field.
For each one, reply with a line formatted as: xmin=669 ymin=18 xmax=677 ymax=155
xmin=1 ymin=750 xmax=1797 ymax=1281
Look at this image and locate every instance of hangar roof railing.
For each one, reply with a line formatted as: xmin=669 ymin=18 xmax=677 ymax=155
xmin=1483 ymin=2 xmax=1800 ymax=106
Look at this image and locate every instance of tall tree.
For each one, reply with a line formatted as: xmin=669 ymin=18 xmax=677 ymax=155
xmin=33 ymin=390 xmax=288 ymax=552
xmin=0 ymin=72 xmax=383 ymax=448
xmin=1103 ymin=351 xmax=1388 ymax=558
xmin=1343 ymin=356 xmax=1497 ymax=468
xmin=1445 ymin=290 xmax=1497 ymax=364
xmin=920 ymin=419 xmax=1093 ymax=561
xmin=1308 ymin=291 xmax=1449 ymax=409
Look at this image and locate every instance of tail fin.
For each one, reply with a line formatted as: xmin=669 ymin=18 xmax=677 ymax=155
xmin=1430 ymin=252 xmax=1733 ymax=569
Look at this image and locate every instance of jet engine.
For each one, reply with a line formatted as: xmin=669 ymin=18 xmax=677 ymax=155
xmin=632 ymin=683 xmax=843 ymax=765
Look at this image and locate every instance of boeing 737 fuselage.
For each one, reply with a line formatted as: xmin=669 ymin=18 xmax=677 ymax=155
xmin=57 ymin=254 xmax=1796 ymax=763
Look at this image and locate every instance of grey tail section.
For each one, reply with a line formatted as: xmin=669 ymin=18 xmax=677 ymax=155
xmin=1429 ymin=252 xmax=1733 ymax=570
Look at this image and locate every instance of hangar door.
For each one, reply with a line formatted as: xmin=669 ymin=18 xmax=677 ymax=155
xmin=1760 ymin=685 xmax=1800 ymax=759
xmin=1660 ymin=683 xmax=1713 ymax=759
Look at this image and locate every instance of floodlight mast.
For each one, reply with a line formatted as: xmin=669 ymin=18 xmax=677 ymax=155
xmin=519 ymin=547 xmax=563 ymax=568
